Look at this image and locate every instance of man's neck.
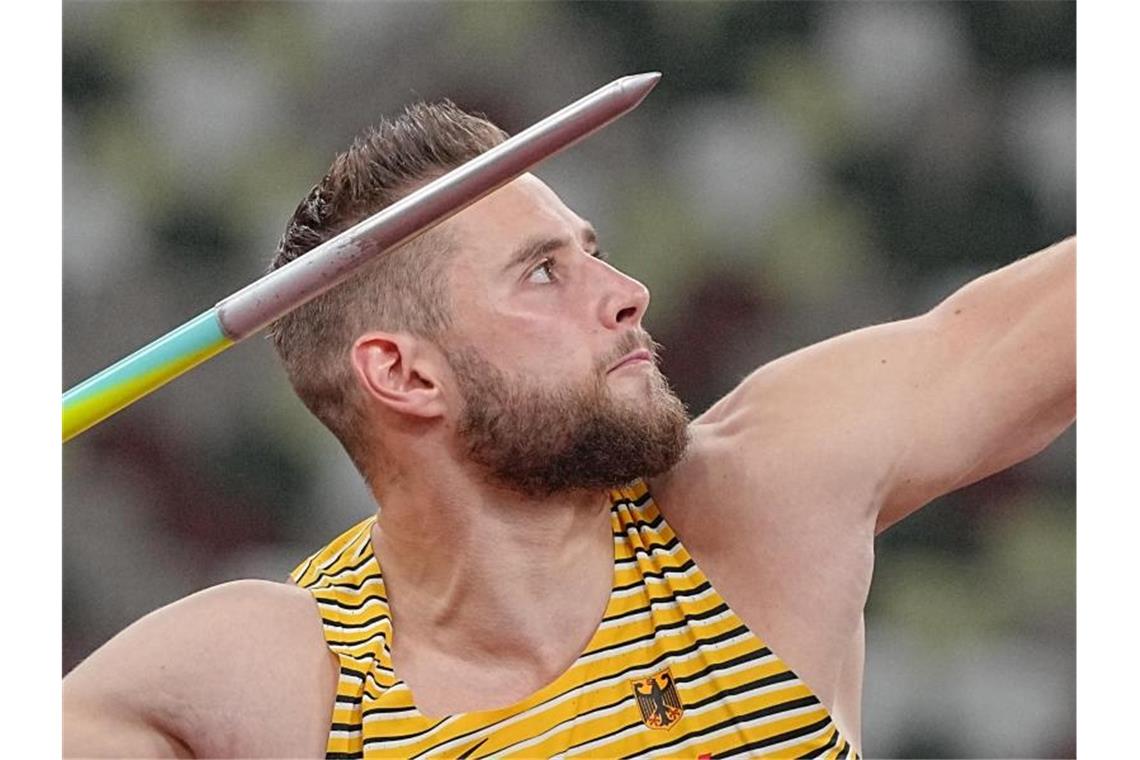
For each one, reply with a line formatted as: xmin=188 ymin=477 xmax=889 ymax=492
xmin=370 ymin=467 xmax=616 ymax=673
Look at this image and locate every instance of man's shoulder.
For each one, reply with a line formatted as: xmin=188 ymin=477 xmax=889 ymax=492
xmin=145 ymin=578 xmax=324 ymax=650
xmin=192 ymin=576 xmax=320 ymax=615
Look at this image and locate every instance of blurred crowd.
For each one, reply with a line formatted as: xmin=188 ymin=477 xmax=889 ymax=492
xmin=62 ymin=3 xmax=1075 ymax=757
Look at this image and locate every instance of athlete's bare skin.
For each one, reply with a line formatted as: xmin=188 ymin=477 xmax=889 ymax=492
xmin=63 ymin=175 xmax=1075 ymax=758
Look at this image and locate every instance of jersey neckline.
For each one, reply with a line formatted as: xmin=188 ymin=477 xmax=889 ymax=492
xmin=360 ymin=481 xmax=639 ymax=722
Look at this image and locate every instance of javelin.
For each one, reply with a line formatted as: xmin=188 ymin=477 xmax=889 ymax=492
xmin=62 ymin=72 xmax=662 ymax=443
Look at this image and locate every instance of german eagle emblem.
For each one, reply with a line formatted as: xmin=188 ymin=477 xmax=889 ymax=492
xmin=631 ymin=668 xmax=684 ymax=730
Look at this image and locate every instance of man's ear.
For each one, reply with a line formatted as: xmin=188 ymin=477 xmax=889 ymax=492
xmin=351 ymin=332 xmax=447 ymax=418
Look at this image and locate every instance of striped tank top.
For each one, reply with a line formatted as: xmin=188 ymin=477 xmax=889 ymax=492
xmin=290 ymin=479 xmax=859 ymax=759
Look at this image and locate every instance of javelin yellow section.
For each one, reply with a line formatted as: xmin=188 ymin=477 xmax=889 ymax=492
xmin=62 ymin=335 xmax=233 ymax=442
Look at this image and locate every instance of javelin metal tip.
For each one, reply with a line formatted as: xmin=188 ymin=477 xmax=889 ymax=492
xmin=621 ymin=71 xmax=662 ymax=90
xmin=615 ymin=71 xmax=662 ymax=109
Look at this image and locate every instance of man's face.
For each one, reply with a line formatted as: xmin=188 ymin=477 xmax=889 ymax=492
xmin=438 ymin=174 xmax=689 ymax=496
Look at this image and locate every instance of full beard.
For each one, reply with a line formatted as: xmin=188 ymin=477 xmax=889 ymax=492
xmin=449 ymin=340 xmax=690 ymax=499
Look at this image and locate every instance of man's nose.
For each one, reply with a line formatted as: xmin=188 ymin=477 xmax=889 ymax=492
xmin=597 ymin=264 xmax=650 ymax=330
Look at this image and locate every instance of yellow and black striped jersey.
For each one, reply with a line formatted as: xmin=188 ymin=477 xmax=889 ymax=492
xmin=290 ymin=479 xmax=859 ymax=759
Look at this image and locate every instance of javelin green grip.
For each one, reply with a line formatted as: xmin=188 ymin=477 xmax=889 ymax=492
xmin=63 ymin=311 xmax=234 ymax=441
xmin=61 ymin=73 xmax=662 ymax=443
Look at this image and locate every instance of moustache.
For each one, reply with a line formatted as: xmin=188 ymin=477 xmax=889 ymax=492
xmin=598 ymin=330 xmax=661 ymax=374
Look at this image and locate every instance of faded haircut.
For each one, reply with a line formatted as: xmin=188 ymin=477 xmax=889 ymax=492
xmin=268 ymin=101 xmax=508 ymax=481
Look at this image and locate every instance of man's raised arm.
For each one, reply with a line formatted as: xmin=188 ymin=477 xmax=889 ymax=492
xmin=694 ymin=237 xmax=1075 ymax=532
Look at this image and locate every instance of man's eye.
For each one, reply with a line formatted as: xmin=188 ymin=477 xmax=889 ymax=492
xmin=528 ymin=258 xmax=557 ymax=284
xmin=593 ymin=249 xmax=610 ymax=262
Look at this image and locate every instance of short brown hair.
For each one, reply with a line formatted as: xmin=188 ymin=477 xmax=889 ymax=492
xmin=268 ymin=101 xmax=507 ymax=481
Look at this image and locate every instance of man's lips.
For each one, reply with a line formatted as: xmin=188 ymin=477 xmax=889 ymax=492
xmin=608 ymin=348 xmax=653 ymax=373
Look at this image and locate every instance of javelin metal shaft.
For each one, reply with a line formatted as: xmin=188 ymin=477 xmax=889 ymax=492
xmin=63 ymin=72 xmax=662 ymax=443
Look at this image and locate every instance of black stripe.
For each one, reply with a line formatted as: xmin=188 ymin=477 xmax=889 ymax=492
xmin=611 ymin=487 xmax=654 ymax=509
xmin=835 ymin=737 xmax=851 ymax=759
xmin=707 ymin=714 xmax=833 ymax=759
xmin=612 ymin=577 xmax=646 ymax=593
xmin=326 ymin=630 xmax=390 ymax=649
xmin=796 ymin=727 xmax=840 ymax=759
xmin=335 ymin=693 xmax=363 ymax=705
xmin=339 ymin=665 xmax=366 ymax=679
xmin=329 ymin=722 xmax=360 ymax=732
xmin=685 ymin=670 xmax=802 ymax=712
xmin=637 ymin=557 xmax=695 ymax=581
xmin=612 ymin=512 xmax=666 ymax=537
xmin=644 ymin=578 xmax=712 ymax=602
xmin=318 ymin=593 xmax=389 ymax=611
xmin=361 ymin=661 xmax=396 ymax=676
xmin=630 ymin=535 xmax=681 ymax=558
xmin=293 ymin=552 xmax=317 ymax=583
xmin=361 ymin=703 xmax=418 ymax=717
xmin=312 ymin=552 xmax=377 ymax=582
xmin=613 ymin=536 xmax=682 ymax=565
xmin=454 ymin=737 xmax=489 ymax=759
xmin=649 ymin=578 xmax=711 ymax=602
xmin=631 ymin=511 xmax=665 ymax=530
xmin=661 ymin=599 xmax=730 ymax=626
xmin=609 ymin=558 xmax=700 ymax=595
xmin=363 ymin=666 xmax=399 ymax=696
xmin=611 ymin=562 xmax=697 ymax=597
xmin=316 ymin=576 xmax=385 ymax=593
xmin=622 ymin=577 xmax=713 ymax=606
xmin=321 ymin=611 xmax=392 ymax=631
xmin=582 ymin=598 xmax=725 ymax=658
xmin=362 ymin=717 xmax=451 ymax=745
xmin=676 ymin=645 xmax=773 ymax=682
xmin=325 ymin=752 xmax=362 ymax=759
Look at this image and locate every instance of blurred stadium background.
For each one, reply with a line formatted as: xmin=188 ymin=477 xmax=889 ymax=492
xmin=62 ymin=2 xmax=1075 ymax=757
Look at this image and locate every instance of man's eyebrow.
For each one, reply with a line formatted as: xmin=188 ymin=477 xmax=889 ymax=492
xmin=504 ymin=236 xmax=570 ymax=273
xmin=503 ymin=227 xmax=601 ymax=273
